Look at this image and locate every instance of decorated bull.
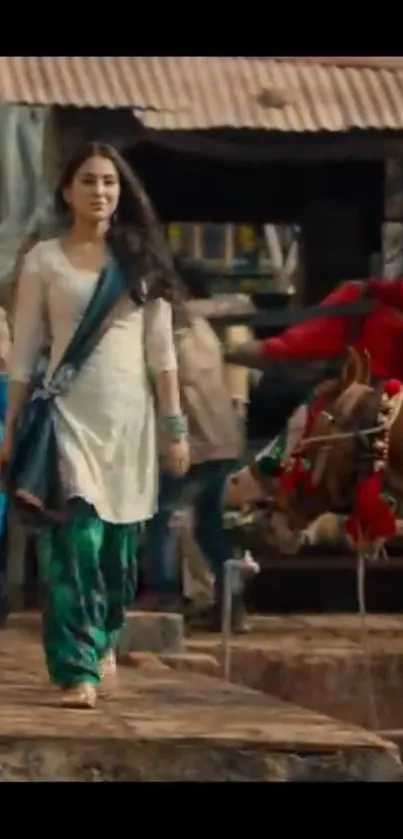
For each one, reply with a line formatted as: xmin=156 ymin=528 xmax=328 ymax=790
xmin=224 ymin=278 xmax=403 ymax=556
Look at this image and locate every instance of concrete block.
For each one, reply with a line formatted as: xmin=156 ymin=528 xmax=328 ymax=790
xmin=118 ymin=610 xmax=184 ymax=656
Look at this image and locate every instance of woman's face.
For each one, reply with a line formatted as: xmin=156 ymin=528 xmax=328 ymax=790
xmin=63 ymin=155 xmax=120 ymax=224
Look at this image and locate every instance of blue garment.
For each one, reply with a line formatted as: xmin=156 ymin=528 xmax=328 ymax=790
xmin=0 ymin=374 xmax=8 ymax=618
xmin=0 ymin=374 xmax=8 ymax=539
xmin=145 ymin=459 xmax=240 ymax=597
xmin=145 ymin=470 xmax=183 ymax=594
xmin=0 ymin=373 xmax=8 ymax=424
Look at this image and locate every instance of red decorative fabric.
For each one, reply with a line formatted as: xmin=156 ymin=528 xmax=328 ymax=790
xmin=346 ymin=474 xmax=397 ymax=545
xmin=279 ymin=455 xmax=315 ymax=496
xmin=384 ymin=378 xmax=402 ymax=398
xmin=345 ymin=378 xmax=402 ymax=546
xmin=261 ymin=279 xmax=403 ymax=381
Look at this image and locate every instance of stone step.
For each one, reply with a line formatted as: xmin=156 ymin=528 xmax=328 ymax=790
xmin=117 ymin=651 xmax=171 ymax=672
xmin=160 ymin=652 xmax=220 ymax=678
xmin=117 ymin=651 xmax=220 ymax=679
xmin=245 ymin=614 xmax=403 ymax=638
xmin=117 ymin=610 xmax=184 ymax=656
xmin=0 ymin=618 xmax=401 ymax=781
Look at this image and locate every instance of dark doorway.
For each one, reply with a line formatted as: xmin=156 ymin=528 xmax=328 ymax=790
xmin=126 ymin=139 xmax=383 ymax=293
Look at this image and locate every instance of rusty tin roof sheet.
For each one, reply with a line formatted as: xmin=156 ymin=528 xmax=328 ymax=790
xmin=1 ymin=56 xmax=402 ymax=132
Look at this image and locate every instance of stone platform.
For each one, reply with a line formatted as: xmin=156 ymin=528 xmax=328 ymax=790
xmin=0 ymin=615 xmax=400 ymax=781
xmin=187 ymin=614 xmax=403 ymax=732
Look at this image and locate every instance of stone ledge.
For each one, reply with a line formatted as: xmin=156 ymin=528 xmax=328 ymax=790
xmin=160 ymin=652 xmax=220 ymax=678
xmin=117 ymin=610 xmax=184 ymax=656
xmin=117 ymin=651 xmax=171 ymax=672
xmin=0 ymin=739 xmax=399 ymax=782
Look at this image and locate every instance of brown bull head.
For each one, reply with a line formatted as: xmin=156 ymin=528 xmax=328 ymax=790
xmin=274 ymin=346 xmax=374 ymax=531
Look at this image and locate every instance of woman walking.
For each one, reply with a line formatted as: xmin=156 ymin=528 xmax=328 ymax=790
xmin=1 ymin=142 xmax=189 ymax=708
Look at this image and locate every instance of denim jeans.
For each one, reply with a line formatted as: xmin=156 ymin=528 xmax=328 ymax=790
xmin=144 ymin=460 xmax=239 ymax=597
xmin=144 ymin=470 xmax=183 ymax=594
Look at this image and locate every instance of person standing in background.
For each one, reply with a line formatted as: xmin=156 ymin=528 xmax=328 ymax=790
xmin=140 ymin=258 xmax=255 ymax=632
xmin=180 ymin=316 xmax=253 ymax=609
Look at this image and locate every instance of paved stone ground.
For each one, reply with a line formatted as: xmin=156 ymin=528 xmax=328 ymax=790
xmin=0 ymin=614 xmax=401 ymax=781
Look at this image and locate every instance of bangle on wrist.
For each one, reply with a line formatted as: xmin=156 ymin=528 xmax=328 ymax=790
xmin=160 ymin=413 xmax=188 ymax=439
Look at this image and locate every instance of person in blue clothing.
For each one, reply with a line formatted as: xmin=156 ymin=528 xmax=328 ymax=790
xmin=0 ymin=308 xmax=10 ymax=623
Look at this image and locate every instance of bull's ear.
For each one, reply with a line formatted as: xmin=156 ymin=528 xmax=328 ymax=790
xmin=341 ymin=346 xmax=363 ymax=388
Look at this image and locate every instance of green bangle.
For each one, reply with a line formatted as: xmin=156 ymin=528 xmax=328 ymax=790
xmin=161 ymin=413 xmax=188 ymax=439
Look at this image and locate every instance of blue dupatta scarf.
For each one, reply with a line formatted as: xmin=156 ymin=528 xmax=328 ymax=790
xmin=4 ymin=258 xmax=127 ymax=524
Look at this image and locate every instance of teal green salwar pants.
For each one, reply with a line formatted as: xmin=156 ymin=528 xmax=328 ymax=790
xmin=37 ymin=498 xmax=138 ymax=687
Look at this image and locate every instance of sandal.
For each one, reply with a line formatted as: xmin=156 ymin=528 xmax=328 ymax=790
xmin=98 ymin=650 xmax=118 ymax=698
xmin=60 ymin=682 xmax=97 ymax=709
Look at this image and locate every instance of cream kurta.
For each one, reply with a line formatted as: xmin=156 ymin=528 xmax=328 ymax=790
xmin=9 ymin=239 xmax=178 ymax=524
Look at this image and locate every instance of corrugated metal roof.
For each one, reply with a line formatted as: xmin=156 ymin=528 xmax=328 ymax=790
xmin=275 ymin=56 xmax=403 ymax=70
xmin=1 ymin=56 xmax=403 ymax=133
xmin=139 ymin=57 xmax=403 ymax=132
xmin=0 ymin=56 xmax=191 ymax=111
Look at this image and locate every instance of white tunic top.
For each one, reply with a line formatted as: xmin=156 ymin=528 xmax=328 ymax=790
xmin=9 ymin=239 xmax=178 ymax=524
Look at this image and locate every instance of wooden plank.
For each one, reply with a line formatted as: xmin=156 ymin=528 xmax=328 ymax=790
xmin=382 ymin=157 xmax=403 ymax=278
xmin=382 ymin=221 xmax=403 ymax=278
xmin=152 ymin=128 xmax=403 ymax=163
xmin=256 ymin=554 xmax=403 ymax=571
xmin=384 ymin=157 xmax=403 ymax=221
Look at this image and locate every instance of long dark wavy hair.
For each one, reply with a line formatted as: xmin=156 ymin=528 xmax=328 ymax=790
xmin=55 ymin=141 xmax=179 ymax=305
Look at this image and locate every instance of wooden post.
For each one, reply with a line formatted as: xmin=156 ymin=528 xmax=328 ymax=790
xmin=262 ymin=224 xmax=299 ymax=295
xmin=42 ymin=106 xmax=63 ymax=189
xmin=382 ymin=157 xmax=403 ymax=278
